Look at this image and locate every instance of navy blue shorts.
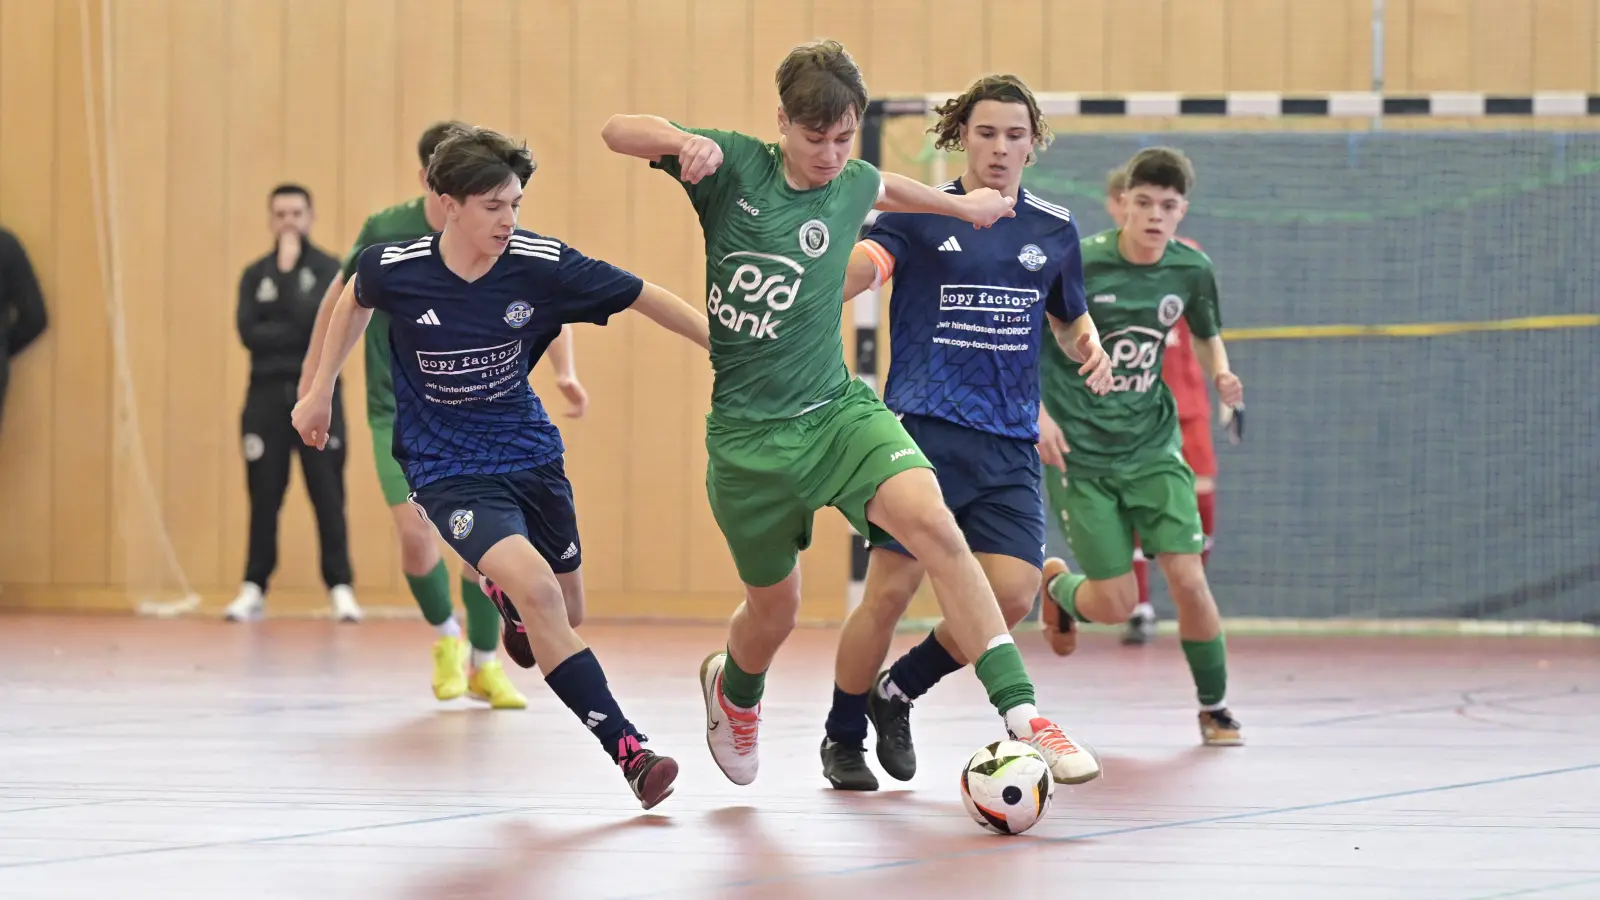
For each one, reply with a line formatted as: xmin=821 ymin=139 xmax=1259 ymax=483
xmin=876 ymin=413 xmax=1046 ymax=568
xmin=408 ymin=458 xmax=582 ymax=573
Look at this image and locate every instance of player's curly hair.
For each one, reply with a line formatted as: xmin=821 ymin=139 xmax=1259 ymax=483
xmin=1123 ymin=147 xmax=1196 ymax=196
xmin=425 ymin=125 xmax=536 ymax=201
xmin=776 ymin=39 xmax=869 ymax=132
xmin=929 ymin=74 xmax=1052 ymax=165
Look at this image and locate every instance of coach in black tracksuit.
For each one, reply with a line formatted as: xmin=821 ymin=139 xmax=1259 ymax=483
xmin=236 ymin=184 xmax=352 ymax=594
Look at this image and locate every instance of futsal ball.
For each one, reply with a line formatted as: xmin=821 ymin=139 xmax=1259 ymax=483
xmin=959 ymin=739 xmax=1055 ymax=836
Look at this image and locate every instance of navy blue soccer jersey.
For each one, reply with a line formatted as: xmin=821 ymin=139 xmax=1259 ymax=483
xmin=353 ymin=230 xmax=643 ymax=489
xmin=863 ymin=181 xmax=1087 ymax=441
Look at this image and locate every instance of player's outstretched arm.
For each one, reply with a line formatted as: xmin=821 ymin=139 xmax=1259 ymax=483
xmin=843 ymin=242 xmax=890 ymax=300
xmin=601 ymin=115 xmax=722 ymax=183
xmin=876 ymin=171 xmax=1014 ymax=229
xmin=297 ymin=271 xmax=344 ymax=400
xmin=627 ymin=281 xmax=711 ymax=351
xmin=543 ymin=324 xmax=589 ymax=419
xmin=292 ymin=276 xmax=372 ymax=450
xmin=1048 ymin=312 xmax=1113 ymax=394
xmin=1192 ymin=335 xmax=1243 ymax=408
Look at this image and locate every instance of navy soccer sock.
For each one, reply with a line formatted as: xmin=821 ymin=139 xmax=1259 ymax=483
xmin=886 ymin=630 xmax=964 ymax=701
xmin=824 ymin=684 xmax=870 ymax=745
xmin=544 ymin=648 xmax=642 ymax=761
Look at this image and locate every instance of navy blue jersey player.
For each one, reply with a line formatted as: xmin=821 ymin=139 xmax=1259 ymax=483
xmin=819 ymin=76 xmax=1114 ymax=791
xmin=293 ymin=125 xmax=710 ymax=810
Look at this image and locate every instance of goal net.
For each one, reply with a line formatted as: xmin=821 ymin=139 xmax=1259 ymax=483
xmin=860 ymin=92 xmax=1600 ymax=633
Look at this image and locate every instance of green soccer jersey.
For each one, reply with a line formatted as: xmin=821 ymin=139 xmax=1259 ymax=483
xmin=653 ymin=126 xmax=883 ymax=423
xmin=340 ymin=197 xmax=433 ymax=423
xmin=1040 ymin=229 xmax=1222 ymax=474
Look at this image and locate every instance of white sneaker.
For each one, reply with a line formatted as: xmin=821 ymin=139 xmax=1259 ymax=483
xmin=699 ymin=651 xmax=760 ymax=785
xmin=224 ymin=583 xmax=264 ymax=621
xmin=1012 ymin=716 xmax=1103 ymax=785
xmin=329 ymin=585 xmax=363 ymax=623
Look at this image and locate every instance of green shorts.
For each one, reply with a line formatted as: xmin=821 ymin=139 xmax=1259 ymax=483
xmin=705 ymin=378 xmax=933 ymax=587
xmin=367 ymin=411 xmax=412 ymax=507
xmin=1044 ymin=451 xmax=1205 ymax=581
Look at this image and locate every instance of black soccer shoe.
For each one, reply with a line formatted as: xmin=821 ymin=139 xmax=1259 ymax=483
xmin=621 ymin=743 xmax=680 ymax=810
xmin=820 ymin=737 xmax=879 ymax=791
xmin=867 ymin=671 xmax=917 ymax=782
xmin=479 ymin=577 xmax=536 ymax=669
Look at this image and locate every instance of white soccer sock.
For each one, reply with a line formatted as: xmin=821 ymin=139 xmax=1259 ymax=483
xmin=471 ymin=649 xmax=495 ymax=669
xmin=879 ymin=676 xmax=907 ymax=702
xmin=436 ymin=617 xmax=462 ymax=639
xmin=1200 ymin=698 xmax=1228 ymax=713
xmin=1134 ymin=601 xmax=1154 ymax=618
xmin=1004 ymin=703 xmax=1042 ymax=738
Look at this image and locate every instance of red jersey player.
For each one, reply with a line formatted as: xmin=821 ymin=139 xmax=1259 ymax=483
xmin=1103 ymin=168 xmax=1219 ymax=645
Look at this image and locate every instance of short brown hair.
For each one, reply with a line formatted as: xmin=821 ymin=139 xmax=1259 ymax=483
xmin=425 ymin=125 xmax=536 ymax=201
xmin=418 ymin=120 xmax=470 ymax=168
xmin=1104 ymin=166 xmax=1129 ymax=196
xmin=929 ymin=74 xmax=1052 ymax=165
xmin=775 ymin=40 xmax=868 ymax=132
xmin=1123 ymin=147 xmax=1195 ymax=195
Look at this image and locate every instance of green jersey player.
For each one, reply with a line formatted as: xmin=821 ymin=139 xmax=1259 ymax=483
xmin=602 ymin=40 xmax=1101 ymax=789
xmin=1035 ymin=147 xmax=1247 ymax=747
xmin=294 ymin=122 xmax=587 ymax=711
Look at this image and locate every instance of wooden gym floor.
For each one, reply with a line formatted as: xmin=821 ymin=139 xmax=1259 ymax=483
xmin=0 ymin=613 xmax=1596 ymax=899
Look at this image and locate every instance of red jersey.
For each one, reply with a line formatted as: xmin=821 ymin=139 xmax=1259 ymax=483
xmin=1163 ymin=236 xmax=1211 ymax=423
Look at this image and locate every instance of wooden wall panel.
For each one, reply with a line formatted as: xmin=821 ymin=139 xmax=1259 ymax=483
xmin=566 ymin=0 xmax=633 ymax=600
xmin=106 ymin=0 xmax=169 ymax=591
xmin=6 ymin=0 xmax=1599 ymax=619
xmin=0 ymin=0 xmax=59 ymax=583
xmin=624 ymin=0 xmax=692 ymax=598
xmin=1532 ymin=0 xmax=1596 ymax=90
xmin=49 ymin=0 xmax=111 ymax=585
xmin=163 ymin=0 xmax=228 ymax=589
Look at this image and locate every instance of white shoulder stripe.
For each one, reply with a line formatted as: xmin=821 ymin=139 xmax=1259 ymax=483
xmin=380 ymin=249 xmax=432 ymax=265
xmin=509 ymin=235 xmax=560 ymax=248
xmin=1023 ymin=196 xmax=1073 ymax=222
xmin=509 ymin=248 xmax=561 ymax=261
xmin=1024 ymin=194 xmax=1074 ymax=217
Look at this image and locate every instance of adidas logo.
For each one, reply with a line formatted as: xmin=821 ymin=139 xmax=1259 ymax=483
xmin=415 ymin=309 xmax=440 ymax=325
xmin=584 ymin=710 xmax=608 ymax=730
xmin=938 ymin=236 xmax=962 ymax=252
xmin=560 ymin=542 xmax=578 ymax=560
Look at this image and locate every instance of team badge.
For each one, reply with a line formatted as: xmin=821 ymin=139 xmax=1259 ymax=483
xmin=1158 ymin=294 xmax=1185 ymax=327
xmin=503 ymin=300 xmax=533 ymax=328
xmin=297 ymin=268 xmax=317 ymax=296
xmin=1018 ymin=244 xmax=1047 ymax=271
xmin=448 ymin=509 xmax=475 ymax=540
xmin=799 ymin=219 xmax=830 ymax=258
xmin=255 ymin=278 xmax=278 ymax=302
xmin=242 ymin=434 xmax=264 ymax=462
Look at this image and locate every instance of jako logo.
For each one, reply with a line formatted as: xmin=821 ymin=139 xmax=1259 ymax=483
xmin=707 ymin=251 xmax=802 ymax=340
xmin=737 ymin=197 xmax=760 ymax=216
xmin=889 ymin=447 xmax=917 ymax=462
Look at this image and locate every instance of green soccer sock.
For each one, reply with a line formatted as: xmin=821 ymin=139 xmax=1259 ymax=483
xmin=460 ymin=575 xmax=501 ymax=653
xmin=1046 ymin=570 xmax=1093 ymax=623
xmin=720 ymin=647 xmax=766 ymax=709
xmin=973 ymin=640 xmax=1036 ymax=716
xmin=1181 ymin=634 xmax=1229 ymax=708
xmin=406 ymin=561 xmax=454 ymax=627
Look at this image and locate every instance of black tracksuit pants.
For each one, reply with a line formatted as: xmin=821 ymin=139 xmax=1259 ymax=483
xmin=241 ymin=376 xmax=352 ymax=589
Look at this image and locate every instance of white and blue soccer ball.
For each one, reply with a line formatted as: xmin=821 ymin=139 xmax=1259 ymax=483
xmin=959 ymin=739 xmax=1055 ymax=836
